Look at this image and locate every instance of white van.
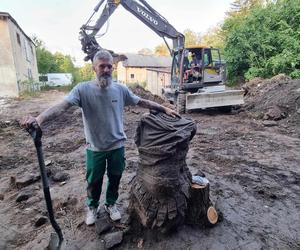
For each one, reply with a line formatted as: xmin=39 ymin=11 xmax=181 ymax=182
xmin=42 ymin=73 xmax=73 ymax=86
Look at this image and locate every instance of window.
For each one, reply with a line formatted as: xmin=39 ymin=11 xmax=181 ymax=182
xmin=28 ymin=69 xmax=32 ymax=79
xmin=16 ymin=33 xmax=21 ymax=46
xmin=130 ymin=74 xmax=134 ymax=79
xmin=203 ymin=49 xmax=211 ymax=66
xmin=24 ymin=40 xmax=31 ymax=62
xmin=211 ymin=49 xmax=221 ymax=66
xmin=171 ymin=52 xmax=180 ymax=87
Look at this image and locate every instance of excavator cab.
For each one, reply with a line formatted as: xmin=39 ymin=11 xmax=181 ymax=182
xmin=170 ymin=46 xmax=225 ymax=93
xmin=168 ymin=46 xmax=243 ymax=112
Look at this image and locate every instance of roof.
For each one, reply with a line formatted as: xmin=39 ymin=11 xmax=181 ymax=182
xmin=146 ymin=67 xmax=171 ymax=73
xmin=122 ymin=53 xmax=172 ymax=68
xmin=185 ymin=45 xmax=210 ymax=49
xmin=0 ymin=12 xmax=35 ymax=45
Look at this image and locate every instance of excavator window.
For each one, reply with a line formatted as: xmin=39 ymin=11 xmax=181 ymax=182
xmin=203 ymin=49 xmax=211 ymax=67
xmin=211 ymin=49 xmax=221 ymax=67
xmin=171 ymin=52 xmax=180 ymax=87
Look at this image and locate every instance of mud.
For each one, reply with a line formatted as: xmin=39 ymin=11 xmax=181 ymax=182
xmin=0 ymin=80 xmax=299 ymax=249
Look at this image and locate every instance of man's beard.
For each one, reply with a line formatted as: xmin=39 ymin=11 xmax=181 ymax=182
xmin=97 ymin=75 xmax=112 ymax=88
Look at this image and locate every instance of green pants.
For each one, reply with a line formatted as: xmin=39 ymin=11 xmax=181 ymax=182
xmin=86 ymin=147 xmax=125 ymax=208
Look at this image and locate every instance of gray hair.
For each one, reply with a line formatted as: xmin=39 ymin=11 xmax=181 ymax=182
xmin=92 ymin=50 xmax=113 ymax=64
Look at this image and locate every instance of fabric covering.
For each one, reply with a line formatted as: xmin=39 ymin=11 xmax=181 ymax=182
xmin=130 ymin=112 xmax=197 ymax=230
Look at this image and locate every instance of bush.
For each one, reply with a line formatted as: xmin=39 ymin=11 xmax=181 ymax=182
xmin=223 ymin=0 xmax=300 ymax=82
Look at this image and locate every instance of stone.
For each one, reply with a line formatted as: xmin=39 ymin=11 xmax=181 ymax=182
xmin=262 ymin=120 xmax=278 ymax=127
xmin=35 ymin=216 xmax=48 ymax=227
xmin=16 ymin=174 xmax=40 ymax=189
xmin=0 ymin=193 xmax=4 ymax=200
xmin=120 ymin=213 xmax=131 ymax=225
xmin=10 ymin=176 xmax=16 ymax=186
xmin=103 ymin=231 xmax=123 ymax=249
xmin=52 ymin=172 xmax=69 ymax=182
xmin=45 ymin=160 xmax=52 ymax=166
xmin=16 ymin=189 xmax=33 ymax=202
xmin=95 ymin=207 xmax=113 ymax=235
xmin=65 ymin=240 xmax=105 ymax=250
xmin=263 ymin=106 xmax=286 ymax=121
xmin=26 ymin=196 xmax=41 ymax=206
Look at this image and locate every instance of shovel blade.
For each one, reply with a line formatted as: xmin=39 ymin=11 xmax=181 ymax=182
xmin=47 ymin=233 xmax=64 ymax=250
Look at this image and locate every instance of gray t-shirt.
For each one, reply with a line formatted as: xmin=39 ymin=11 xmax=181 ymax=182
xmin=64 ymin=80 xmax=140 ymax=151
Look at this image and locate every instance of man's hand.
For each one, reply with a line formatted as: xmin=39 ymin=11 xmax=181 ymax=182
xmin=20 ymin=115 xmax=40 ymax=129
xmin=164 ymin=107 xmax=180 ymax=118
xmin=137 ymin=98 xmax=180 ymax=118
xmin=20 ymin=100 xmax=72 ymax=129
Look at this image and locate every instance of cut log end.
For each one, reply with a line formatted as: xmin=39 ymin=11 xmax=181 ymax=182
xmin=207 ymin=206 xmax=218 ymax=225
xmin=191 ymin=183 xmax=207 ymax=189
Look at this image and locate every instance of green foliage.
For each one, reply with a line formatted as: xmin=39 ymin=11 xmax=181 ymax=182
xmin=76 ymin=63 xmax=95 ymax=82
xmin=226 ymin=0 xmax=268 ymax=18
xmin=223 ymin=0 xmax=300 ymax=82
xmin=154 ymin=44 xmax=169 ymax=56
xmin=202 ymin=25 xmax=226 ymax=56
xmin=36 ymin=47 xmax=59 ymax=74
xmin=183 ymin=29 xmax=202 ymax=47
xmin=32 ymin=36 xmax=96 ymax=85
xmin=53 ymin=52 xmax=76 ymax=74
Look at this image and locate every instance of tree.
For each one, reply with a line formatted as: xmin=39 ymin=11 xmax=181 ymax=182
xmin=53 ymin=52 xmax=76 ymax=74
xmin=226 ymin=0 xmax=268 ymax=17
xmin=31 ymin=36 xmax=58 ymax=74
xmin=201 ymin=25 xmax=225 ymax=50
xmin=138 ymin=48 xmax=153 ymax=55
xmin=183 ymin=29 xmax=202 ymax=47
xmin=223 ymin=0 xmax=300 ymax=81
xmin=154 ymin=44 xmax=169 ymax=56
xmin=77 ymin=63 xmax=95 ymax=82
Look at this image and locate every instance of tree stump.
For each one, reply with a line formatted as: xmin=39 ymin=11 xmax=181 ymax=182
xmin=129 ymin=112 xmax=218 ymax=234
xmin=186 ymin=183 xmax=218 ymax=226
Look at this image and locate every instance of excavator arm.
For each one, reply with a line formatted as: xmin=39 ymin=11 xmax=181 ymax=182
xmin=80 ymin=0 xmax=184 ymax=61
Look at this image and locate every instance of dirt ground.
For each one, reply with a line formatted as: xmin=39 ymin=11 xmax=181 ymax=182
xmin=0 ymin=78 xmax=299 ymax=250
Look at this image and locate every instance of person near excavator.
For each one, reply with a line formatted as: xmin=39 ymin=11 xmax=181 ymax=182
xmin=184 ymin=53 xmax=202 ymax=83
xmin=21 ymin=49 xmax=178 ymax=226
xmin=190 ymin=52 xmax=200 ymax=67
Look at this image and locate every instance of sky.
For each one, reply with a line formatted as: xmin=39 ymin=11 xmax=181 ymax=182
xmin=1 ymin=0 xmax=233 ymax=66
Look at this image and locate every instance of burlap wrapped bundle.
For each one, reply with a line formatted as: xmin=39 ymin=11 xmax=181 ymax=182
xmin=129 ymin=112 xmax=196 ymax=231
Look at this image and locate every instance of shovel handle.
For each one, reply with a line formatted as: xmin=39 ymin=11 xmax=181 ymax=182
xmin=26 ymin=121 xmax=42 ymax=147
xmin=26 ymin=122 xmax=64 ymax=248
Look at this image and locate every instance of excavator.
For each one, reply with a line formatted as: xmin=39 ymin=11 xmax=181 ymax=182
xmin=80 ymin=0 xmax=244 ymax=113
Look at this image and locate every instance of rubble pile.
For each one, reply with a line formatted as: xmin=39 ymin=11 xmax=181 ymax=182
xmin=243 ymin=74 xmax=300 ymax=124
xmin=130 ymin=85 xmax=165 ymax=104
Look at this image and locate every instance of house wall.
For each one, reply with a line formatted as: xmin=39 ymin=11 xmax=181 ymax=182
xmin=0 ymin=16 xmax=18 ymax=97
xmin=7 ymin=18 xmax=38 ymax=84
xmin=117 ymin=63 xmax=147 ymax=85
xmin=146 ymin=70 xmax=171 ymax=97
xmin=117 ymin=62 xmax=126 ymax=83
xmin=0 ymin=15 xmax=39 ymax=97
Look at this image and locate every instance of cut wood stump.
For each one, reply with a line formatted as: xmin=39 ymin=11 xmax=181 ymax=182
xmin=128 ymin=112 xmax=218 ymax=234
xmin=186 ymin=183 xmax=218 ymax=226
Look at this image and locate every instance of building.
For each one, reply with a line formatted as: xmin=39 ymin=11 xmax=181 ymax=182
xmin=146 ymin=68 xmax=171 ymax=97
xmin=0 ymin=12 xmax=38 ymax=97
xmin=117 ymin=53 xmax=171 ymax=85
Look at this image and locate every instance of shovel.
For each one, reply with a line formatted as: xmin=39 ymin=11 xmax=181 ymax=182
xmin=27 ymin=122 xmax=64 ymax=250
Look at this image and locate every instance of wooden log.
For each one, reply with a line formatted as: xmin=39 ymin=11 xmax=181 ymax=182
xmin=186 ymin=183 xmax=218 ymax=226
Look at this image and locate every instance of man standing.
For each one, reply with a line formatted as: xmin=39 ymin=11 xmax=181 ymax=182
xmin=21 ymin=50 xmax=178 ymax=226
